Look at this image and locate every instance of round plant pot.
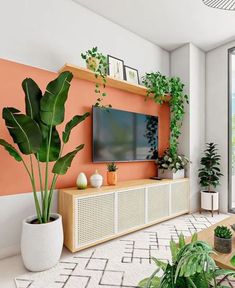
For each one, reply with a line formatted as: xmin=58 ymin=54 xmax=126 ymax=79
xmin=21 ymin=213 xmax=63 ymax=272
xmin=214 ymin=235 xmax=232 ymax=254
xmin=107 ymin=171 xmax=118 ymax=185
xmin=201 ymin=190 xmax=219 ymax=211
xmin=86 ymin=57 xmax=100 ymax=71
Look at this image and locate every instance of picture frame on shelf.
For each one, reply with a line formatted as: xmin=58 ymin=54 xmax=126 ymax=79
xmin=124 ymin=65 xmax=140 ymax=84
xmin=107 ymin=55 xmax=125 ymax=80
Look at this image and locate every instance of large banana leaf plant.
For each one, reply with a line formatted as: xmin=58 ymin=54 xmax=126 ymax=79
xmin=0 ymin=71 xmax=90 ymax=223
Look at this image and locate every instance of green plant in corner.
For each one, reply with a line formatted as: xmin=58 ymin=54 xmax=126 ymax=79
xmin=138 ymin=233 xmax=235 ymax=288
xmin=0 ymin=72 xmax=90 ymax=223
xmin=214 ymin=226 xmax=232 ymax=239
xmin=198 ymin=142 xmax=223 ymax=193
xmin=142 ymin=72 xmax=188 ymax=157
xmin=107 ymin=162 xmax=118 ymax=172
xmin=81 ymin=46 xmax=111 ymax=109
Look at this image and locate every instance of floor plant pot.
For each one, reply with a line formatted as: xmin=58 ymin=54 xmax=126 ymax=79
xmin=200 ymin=191 xmax=219 ymax=216
xmin=107 ymin=171 xmax=118 ymax=185
xmin=214 ymin=235 xmax=232 ymax=254
xmin=158 ymin=169 xmax=184 ymax=180
xmin=21 ymin=213 xmax=63 ymax=272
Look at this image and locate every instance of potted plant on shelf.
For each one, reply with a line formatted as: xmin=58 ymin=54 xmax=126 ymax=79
xmin=198 ymin=142 xmax=223 ymax=216
xmin=81 ymin=46 xmax=110 ymax=109
xmin=138 ymin=233 xmax=235 ymax=288
xmin=214 ymin=226 xmax=233 ymax=254
xmin=0 ymin=71 xmax=90 ymax=271
xmin=107 ymin=162 xmax=118 ymax=185
xmin=157 ymin=150 xmax=189 ymax=179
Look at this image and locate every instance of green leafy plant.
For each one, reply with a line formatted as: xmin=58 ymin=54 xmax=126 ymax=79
xmin=142 ymin=72 xmax=188 ymax=156
xmin=0 ymin=72 xmax=90 ymax=223
xmin=138 ymin=233 xmax=235 ymax=288
xmin=107 ymin=162 xmax=118 ymax=172
xmin=214 ymin=226 xmax=233 ymax=239
xmin=157 ymin=149 xmax=189 ymax=173
xmin=81 ymin=47 xmax=111 ymax=109
xmin=198 ymin=143 xmax=223 ymax=193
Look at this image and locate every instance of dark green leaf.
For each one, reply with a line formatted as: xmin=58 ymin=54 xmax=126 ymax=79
xmin=52 ymin=144 xmax=84 ymax=175
xmin=0 ymin=139 xmax=22 ymax=162
xmin=2 ymin=107 xmax=42 ymax=154
xmin=62 ymin=112 xmax=90 ymax=144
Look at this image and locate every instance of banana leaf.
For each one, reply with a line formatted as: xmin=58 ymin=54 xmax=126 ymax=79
xmin=0 ymin=139 xmax=22 ymax=162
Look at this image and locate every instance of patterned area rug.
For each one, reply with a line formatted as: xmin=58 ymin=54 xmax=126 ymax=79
xmin=15 ymin=213 xmax=234 ymax=288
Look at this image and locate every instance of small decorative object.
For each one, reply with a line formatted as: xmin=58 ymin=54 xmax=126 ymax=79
xmin=107 ymin=162 xmax=118 ymax=185
xmin=214 ymin=226 xmax=233 ymax=254
xmin=202 ymin=0 xmax=235 ymax=11
xmin=124 ymin=65 xmax=140 ymax=84
xmin=107 ymin=55 xmax=124 ymax=80
xmin=199 ymin=143 xmax=223 ymax=216
xmin=76 ymin=172 xmax=88 ymax=189
xmin=90 ymin=170 xmax=103 ymax=188
xmin=157 ymin=150 xmax=189 ymax=180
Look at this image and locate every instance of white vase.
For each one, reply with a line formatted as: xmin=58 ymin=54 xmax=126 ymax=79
xmin=201 ymin=190 xmax=219 ymax=211
xmin=76 ymin=172 xmax=88 ymax=189
xmin=21 ymin=213 xmax=63 ymax=272
xmin=158 ymin=169 xmax=185 ymax=179
xmin=90 ymin=170 xmax=103 ymax=188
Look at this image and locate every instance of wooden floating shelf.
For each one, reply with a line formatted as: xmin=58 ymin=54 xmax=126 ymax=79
xmin=59 ymin=64 xmax=148 ymax=96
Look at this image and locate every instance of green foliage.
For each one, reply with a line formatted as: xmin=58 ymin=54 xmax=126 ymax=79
xmin=230 ymin=255 xmax=235 ymax=266
xmin=81 ymin=47 xmax=111 ymax=109
xmin=138 ymin=233 xmax=235 ymax=288
xmin=157 ymin=149 xmax=189 ymax=172
xmin=0 ymin=72 xmax=90 ymax=223
xmin=214 ymin=226 xmax=232 ymax=239
xmin=142 ymin=72 xmax=188 ymax=156
xmin=198 ymin=143 xmax=223 ymax=192
xmin=107 ymin=162 xmax=118 ymax=172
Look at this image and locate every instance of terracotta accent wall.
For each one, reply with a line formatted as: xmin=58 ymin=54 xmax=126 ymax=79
xmin=0 ymin=59 xmax=170 ymax=196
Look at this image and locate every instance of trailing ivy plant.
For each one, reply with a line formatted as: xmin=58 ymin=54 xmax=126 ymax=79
xmin=139 ymin=233 xmax=235 ymax=288
xmin=0 ymin=72 xmax=90 ymax=223
xmin=142 ymin=72 xmax=188 ymax=157
xmin=81 ymin=47 xmax=111 ymax=109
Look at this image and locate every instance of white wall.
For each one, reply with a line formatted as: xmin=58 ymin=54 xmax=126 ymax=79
xmin=0 ymin=0 xmax=169 ymax=77
xmin=171 ymin=43 xmax=206 ymax=212
xmin=206 ymin=41 xmax=235 ymax=212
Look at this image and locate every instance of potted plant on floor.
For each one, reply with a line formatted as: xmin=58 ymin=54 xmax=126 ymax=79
xmin=199 ymin=142 xmax=223 ymax=216
xmin=0 ymin=71 xmax=90 ymax=271
xmin=107 ymin=162 xmax=118 ymax=185
xmin=157 ymin=149 xmax=189 ymax=179
xmin=214 ymin=226 xmax=233 ymax=254
xmin=138 ymin=233 xmax=235 ymax=287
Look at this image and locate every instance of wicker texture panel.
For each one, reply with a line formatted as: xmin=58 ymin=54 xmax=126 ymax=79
xmin=75 ymin=193 xmax=115 ymax=247
xmin=118 ymin=188 xmax=145 ymax=232
xmin=171 ymin=181 xmax=189 ymax=214
xmin=148 ymin=185 xmax=169 ymax=222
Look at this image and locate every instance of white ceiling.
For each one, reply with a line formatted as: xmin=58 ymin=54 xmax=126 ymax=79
xmin=73 ymin=0 xmax=235 ymax=51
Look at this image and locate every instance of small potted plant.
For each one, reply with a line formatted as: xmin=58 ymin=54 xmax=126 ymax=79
xmin=157 ymin=150 xmax=189 ymax=179
xmin=214 ymin=226 xmax=233 ymax=254
xmin=198 ymin=143 xmax=223 ymax=216
xmin=107 ymin=162 xmax=118 ymax=185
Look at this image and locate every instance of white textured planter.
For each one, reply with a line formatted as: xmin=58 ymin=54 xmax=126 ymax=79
xmin=158 ymin=169 xmax=185 ymax=179
xmin=201 ymin=190 xmax=219 ymax=211
xmin=21 ymin=213 xmax=63 ymax=272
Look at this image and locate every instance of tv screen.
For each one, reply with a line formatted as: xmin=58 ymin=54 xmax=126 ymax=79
xmin=93 ymin=107 xmax=158 ymax=162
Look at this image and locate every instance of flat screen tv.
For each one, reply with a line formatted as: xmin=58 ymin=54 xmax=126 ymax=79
xmin=93 ymin=106 xmax=158 ymax=162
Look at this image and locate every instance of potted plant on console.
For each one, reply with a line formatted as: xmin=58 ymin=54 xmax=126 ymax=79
xmin=107 ymin=162 xmax=118 ymax=185
xmin=0 ymin=72 xmax=90 ymax=271
xmin=198 ymin=142 xmax=223 ymax=216
xmin=214 ymin=226 xmax=233 ymax=254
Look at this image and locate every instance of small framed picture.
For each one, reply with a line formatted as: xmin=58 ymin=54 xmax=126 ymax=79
xmin=107 ymin=55 xmax=125 ymax=80
xmin=124 ymin=66 xmax=140 ymax=84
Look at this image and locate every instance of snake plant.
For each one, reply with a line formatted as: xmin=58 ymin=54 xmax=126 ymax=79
xmin=0 ymin=71 xmax=90 ymax=223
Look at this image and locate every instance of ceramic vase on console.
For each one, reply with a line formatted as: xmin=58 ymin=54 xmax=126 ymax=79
xmin=90 ymin=170 xmax=103 ymax=188
xmin=76 ymin=172 xmax=88 ymax=189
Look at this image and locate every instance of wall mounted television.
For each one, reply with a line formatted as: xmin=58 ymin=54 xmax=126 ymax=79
xmin=92 ymin=106 xmax=158 ymax=162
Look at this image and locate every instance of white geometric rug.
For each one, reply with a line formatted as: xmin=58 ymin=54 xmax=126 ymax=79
xmin=15 ymin=213 xmax=231 ymax=288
